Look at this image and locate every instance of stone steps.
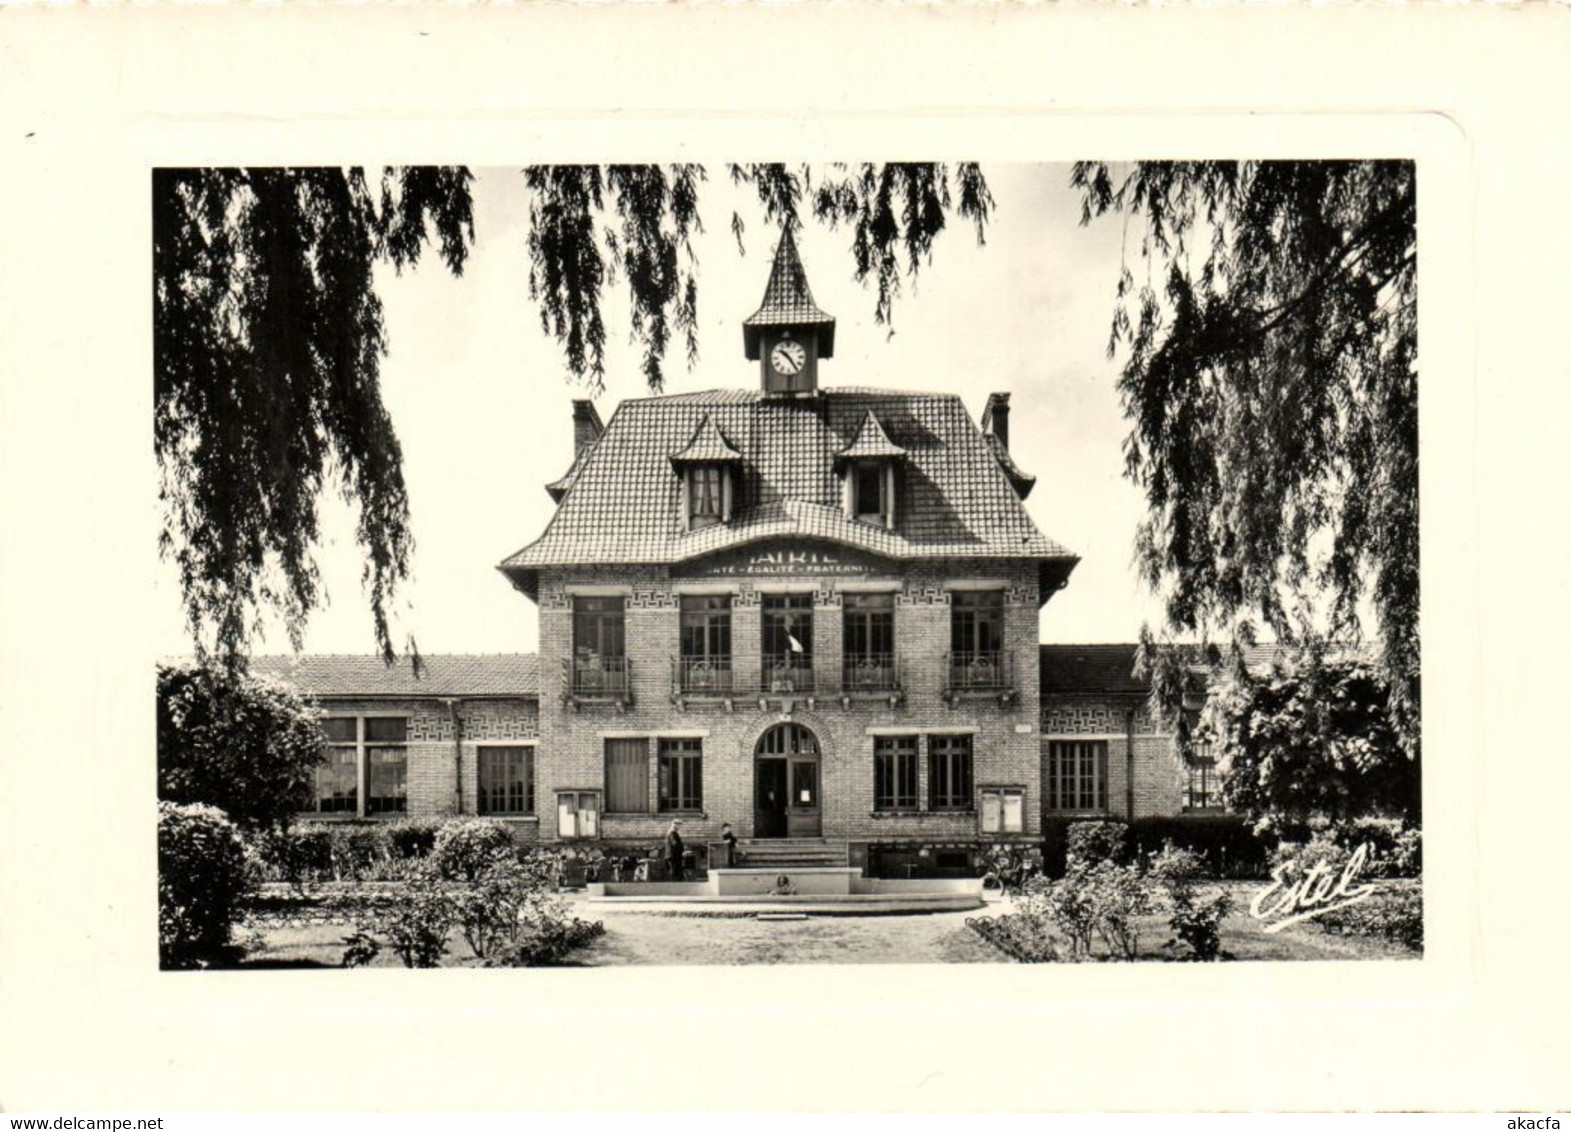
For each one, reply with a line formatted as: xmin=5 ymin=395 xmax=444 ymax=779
xmin=735 ymin=839 xmax=850 ymax=869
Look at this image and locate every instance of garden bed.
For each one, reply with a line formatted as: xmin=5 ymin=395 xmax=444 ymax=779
xmin=967 ymin=881 xmax=1422 ymax=963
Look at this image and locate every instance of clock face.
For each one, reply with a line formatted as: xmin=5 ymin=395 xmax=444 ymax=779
xmin=770 ymin=338 xmax=807 ymax=376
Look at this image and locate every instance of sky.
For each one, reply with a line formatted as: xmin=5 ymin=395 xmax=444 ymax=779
xmin=152 ymin=163 xmax=1169 ymax=658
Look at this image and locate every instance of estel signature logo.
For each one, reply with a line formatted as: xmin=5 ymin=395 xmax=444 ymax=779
xmin=1250 ymin=842 xmax=1376 ymax=933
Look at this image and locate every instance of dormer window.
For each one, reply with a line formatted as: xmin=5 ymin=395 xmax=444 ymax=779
xmin=837 ymin=410 xmax=906 ymax=532
xmin=669 ymin=413 xmax=743 ymax=533
xmin=688 ymin=464 xmax=726 ymax=529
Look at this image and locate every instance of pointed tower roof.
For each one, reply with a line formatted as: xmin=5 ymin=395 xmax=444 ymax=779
xmin=743 ymin=226 xmax=836 ymax=360
xmin=668 ymin=413 xmax=744 ymax=465
xmin=835 ymin=410 xmax=907 ymax=464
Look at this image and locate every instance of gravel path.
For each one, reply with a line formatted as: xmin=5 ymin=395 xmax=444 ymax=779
xmin=569 ymin=901 xmax=1011 ymax=966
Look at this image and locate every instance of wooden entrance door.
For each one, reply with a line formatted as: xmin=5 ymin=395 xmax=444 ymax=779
xmin=756 ymin=723 xmax=822 ymax=838
xmin=755 ymin=758 xmax=788 ymax=838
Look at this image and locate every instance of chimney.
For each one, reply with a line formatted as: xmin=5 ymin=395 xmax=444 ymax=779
xmin=571 ymin=400 xmax=604 ymax=457
xmin=981 ymin=392 xmax=1011 ymax=451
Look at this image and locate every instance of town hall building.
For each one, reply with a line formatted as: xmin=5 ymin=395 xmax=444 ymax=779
xmin=256 ymin=232 xmax=1218 ymax=871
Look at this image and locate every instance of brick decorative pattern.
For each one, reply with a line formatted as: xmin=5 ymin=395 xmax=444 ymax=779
xmin=1041 ymin=693 xmax=1156 ymax=735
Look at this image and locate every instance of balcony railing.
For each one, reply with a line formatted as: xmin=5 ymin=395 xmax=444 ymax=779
xmin=671 ymin=653 xmax=912 ymax=702
xmin=563 ymin=654 xmax=632 ymax=707
xmin=672 ymin=655 xmax=735 ymax=696
xmin=945 ymin=650 xmax=1016 ymax=702
xmin=760 ymin=653 xmax=817 ymax=695
xmin=841 ymin=652 xmax=903 ymax=695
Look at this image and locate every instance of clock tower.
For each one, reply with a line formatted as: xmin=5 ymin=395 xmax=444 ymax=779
xmin=742 ymin=226 xmax=836 ymax=396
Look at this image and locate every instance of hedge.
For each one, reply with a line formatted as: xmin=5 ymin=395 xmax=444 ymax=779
xmin=1042 ymin=815 xmax=1272 ymax=879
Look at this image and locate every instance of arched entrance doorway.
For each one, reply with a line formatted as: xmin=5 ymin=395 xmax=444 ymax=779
xmin=754 ymin=723 xmax=821 ymax=838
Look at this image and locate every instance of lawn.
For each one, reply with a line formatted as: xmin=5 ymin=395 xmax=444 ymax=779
xmin=238 ymin=886 xmax=1417 ymax=967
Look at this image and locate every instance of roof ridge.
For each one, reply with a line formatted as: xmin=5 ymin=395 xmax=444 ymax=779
xmin=251 ymin=652 xmax=540 ymax=661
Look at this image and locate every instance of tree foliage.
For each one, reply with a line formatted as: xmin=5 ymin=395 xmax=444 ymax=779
xmin=157 ymin=659 xmax=328 ymax=831
xmin=156 ymin=163 xmax=991 ymax=663
xmin=526 ymin=162 xmax=994 ymax=391
xmin=1212 ymin=657 xmax=1420 ymax=834
xmin=154 ymin=166 xmax=475 ymax=664
xmin=1074 ymin=161 xmax=1418 ymax=748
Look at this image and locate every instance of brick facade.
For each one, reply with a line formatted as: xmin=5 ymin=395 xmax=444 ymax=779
xmin=532 ymin=559 xmax=1047 ymax=848
xmin=309 ymin=696 xmax=540 ymax=833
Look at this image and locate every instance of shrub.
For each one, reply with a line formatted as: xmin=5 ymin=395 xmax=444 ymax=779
xmin=1269 ymin=833 xmax=1359 ymax=886
xmin=1168 ymin=894 xmax=1232 ymax=961
xmin=1127 ymin=816 xmax=1271 ymax=879
xmin=249 ymin=822 xmax=435 ymax=883
xmin=1082 ymin=859 xmax=1151 ymax=959
xmin=329 ymin=824 xmax=393 ymax=881
xmin=966 ymin=915 xmax=1060 ymax=963
xmin=1066 ymin=820 xmax=1129 ymax=866
xmin=432 ymin=819 xmax=517 ymax=882
xmin=490 ymin=911 xmax=606 ymax=967
xmin=1017 ymin=873 xmax=1096 ymax=960
xmin=284 ymin=825 xmax=335 ymax=881
xmin=451 ymin=854 xmax=560 ymax=963
xmin=1315 ymin=883 xmax=1423 ymax=951
xmin=1013 ymin=856 xmax=1151 ymax=961
xmin=335 ymin=845 xmax=600 ymax=969
xmin=1148 ymin=845 xmax=1232 ymax=960
xmin=158 ymin=802 xmax=253 ymax=969
xmin=343 ymin=867 xmax=454 ymax=968
xmin=157 ymin=660 xmax=326 ymax=832
xmin=386 ymin=817 xmax=444 ymax=859
xmin=1322 ymin=817 xmax=1422 ymax=878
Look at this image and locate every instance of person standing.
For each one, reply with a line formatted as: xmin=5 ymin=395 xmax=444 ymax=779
xmin=719 ymin=822 xmax=738 ymax=867
xmin=665 ymin=819 xmax=686 ymax=882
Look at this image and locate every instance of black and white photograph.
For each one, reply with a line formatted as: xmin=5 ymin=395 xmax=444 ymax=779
xmin=3 ymin=5 xmax=1569 ymax=1118
xmin=151 ymin=161 xmax=1420 ymax=970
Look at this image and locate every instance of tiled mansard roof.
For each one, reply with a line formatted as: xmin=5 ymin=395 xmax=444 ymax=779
xmin=499 ymin=388 xmax=1077 ymax=598
xmin=669 ymin=414 xmax=745 ymax=464
xmin=836 ymin=410 xmax=908 ymax=462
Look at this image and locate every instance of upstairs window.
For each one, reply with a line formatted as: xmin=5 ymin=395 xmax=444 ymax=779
xmin=762 ymin=593 xmax=814 ymax=690
xmin=571 ymin=596 xmax=627 ymax=696
xmin=843 ymin=592 xmax=894 ymax=659
xmin=951 ymin=590 xmax=1004 ymax=659
xmin=687 ymin=464 xmax=727 ymax=530
xmin=573 ymin=596 xmax=625 ymax=660
xmin=679 ymin=594 xmax=733 ymax=691
xmin=843 ymin=592 xmax=897 ymax=692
